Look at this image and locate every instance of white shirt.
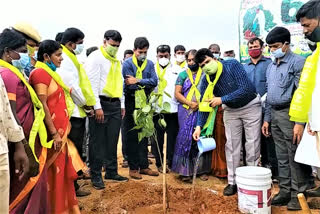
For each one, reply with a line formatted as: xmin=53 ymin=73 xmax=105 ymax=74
xmin=309 ymin=53 xmax=320 ymax=131
xmin=154 ymin=63 xmax=180 ymax=113
xmin=0 ymin=77 xmax=25 ymax=155
xmin=84 ymin=49 xmax=124 ymax=110
xmin=56 ymin=52 xmax=86 ymax=118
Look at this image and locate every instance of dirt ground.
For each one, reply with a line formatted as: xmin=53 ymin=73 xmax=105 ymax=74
xmin=78 ymin=142 xmax=320 ymax=214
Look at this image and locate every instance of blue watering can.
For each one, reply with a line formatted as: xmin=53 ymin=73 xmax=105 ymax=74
xmin=198 ymin=137 xmax=216 ymax=154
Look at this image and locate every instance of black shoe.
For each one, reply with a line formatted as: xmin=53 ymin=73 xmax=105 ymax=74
xmin=306 ymin=186 xmax=320 ymax=197
xmin=91 ymin=176 xmax=105 ymax=190
xmin=76 ymin=188 xmax=91 ymax=197
xmin=271 ymin=192 xmax=290 ymax=206
xmin=104 ymin=174 xmax=129 ymax=182
xmin=287 ymin=197 xmax=301 ymax=211
xmin=223 ymin=184 xmax=237 ymax=196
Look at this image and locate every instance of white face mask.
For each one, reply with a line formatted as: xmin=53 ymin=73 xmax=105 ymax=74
xmin=158 ymin=57 xmax=170 ymax=67
xmin=74 ymin=44 xmax=84 ymax=55
xmin=175 ymin=54 xmax=185 ymax=63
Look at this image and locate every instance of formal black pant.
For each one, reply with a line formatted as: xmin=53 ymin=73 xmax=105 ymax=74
xmin=124 ymin=96 xmax=149 ymax=170
xmin=152 ymin=113 xmax=179 ymax=168
xmin=89 ymin=99 xmax=121 ymax=178
xmin=121 ymin=120 xmax=128 ymax=161
xmin=69 ymin=117 xmax=86 ymax=161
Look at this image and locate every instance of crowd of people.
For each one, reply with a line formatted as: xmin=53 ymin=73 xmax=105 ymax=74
xmin=0 ymin=0 xmax=319 ymax=213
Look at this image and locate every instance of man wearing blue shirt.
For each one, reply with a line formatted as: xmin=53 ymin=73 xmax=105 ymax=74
xmin=243 ymin=37 xmax=278 ymax=179
xmin=122 ymin=37 xmax=159 ymax=179
xmin=262 ymin=27 xmax=314 ymax=210
xmin=193 ymin=48 xmax=262 ymax=196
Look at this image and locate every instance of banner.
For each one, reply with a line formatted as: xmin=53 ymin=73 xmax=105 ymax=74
xmin=239 ymin=0 xmax=311 ymax=63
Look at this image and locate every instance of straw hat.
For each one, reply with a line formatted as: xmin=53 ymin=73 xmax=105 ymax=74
xmin=13 ymin=22 xmax=41 ymax=43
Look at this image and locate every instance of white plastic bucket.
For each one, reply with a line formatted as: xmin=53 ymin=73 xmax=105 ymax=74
xmin=198 ymin=137 xmax=216 ymax=154
xmin=236 ymin=166 xmax=272 ymax=214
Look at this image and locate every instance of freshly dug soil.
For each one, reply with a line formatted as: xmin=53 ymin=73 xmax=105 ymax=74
xmin=80 ymin=181 xmax=240 ymax=214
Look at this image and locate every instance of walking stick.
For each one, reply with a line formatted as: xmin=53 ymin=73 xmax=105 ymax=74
xmin=297 ymin=193 xmax=312 ymax=214
xmin=163 ymin=133 xmax=168 ymax=214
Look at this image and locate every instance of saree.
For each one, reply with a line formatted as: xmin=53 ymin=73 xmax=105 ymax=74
xmin=171 ymin=71 xmax=211 ymax=176
xmin=29 ymin=68 xmax=83 ymax=214
xmin=211 ymin=106 xmax=227 ymax=178
xmin=0 ymin=67 xmax=49 ymax=213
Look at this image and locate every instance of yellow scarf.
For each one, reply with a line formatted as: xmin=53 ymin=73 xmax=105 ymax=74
xmin=199 ymin=61 xmax=223 ymax=112
xmin=177 ymin=61 xmax=186 ymax=68
xmin=132 ymin=54 xmax=148 ymax=108
xmin=61 ymin=45 xmax=96 ymax=117
xmin=183 ymin=67 xmax=203 ymax=109
xmin=0 ymin=59 xmax=51 ymax=162
xmin=289 ymin=42 xmax=320 ymax=123
xmin=100 ymin=46 xmax=123 ymax=98
xmin=156 ymin=62 xmax=169 ymax=107
xmin=35 ymin=61 xmax=75 ymax=118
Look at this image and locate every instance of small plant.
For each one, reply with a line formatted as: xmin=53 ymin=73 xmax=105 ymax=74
xmin=132 ymin=91 xmax=171 ymax=142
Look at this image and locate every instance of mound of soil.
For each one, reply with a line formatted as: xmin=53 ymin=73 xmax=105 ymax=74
xmin=80 ymin=181 xmax=240 ymax=214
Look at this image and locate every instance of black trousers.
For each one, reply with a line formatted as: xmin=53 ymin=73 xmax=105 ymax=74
xmin=152 ymin=113 xmax=179 ymax=168
xmin=69 ymin=117 xmax=86 ymax=161
xmin=124 ymin=96 xmax=149 ymax=170
xmin=121 ymin=119 xmax=128 ymax=161
xmin=89 ymin=99 xmax=121 ymax=178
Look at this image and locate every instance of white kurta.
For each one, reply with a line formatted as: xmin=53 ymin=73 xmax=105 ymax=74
xmin=309 ymin=53 xmax=320 ymax=131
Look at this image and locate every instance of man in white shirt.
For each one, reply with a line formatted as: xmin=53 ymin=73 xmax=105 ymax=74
xmin=174 ymin=45 xmax=187 ymax=70
xmin=56 ymin=27 xmax=94 ymax=197
xmin=86 ymin=30 xmax=128 ymax=190
xmin=0 ymin=76 xmax=28 ymax=214
xmin=152 ymin=45 xmax=180 ymax=173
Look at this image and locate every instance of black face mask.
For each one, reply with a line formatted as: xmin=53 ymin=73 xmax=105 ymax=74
xmin=306 ymin=20 xmax=320 ymax=43
xmin=188 ymin=63 xmax=199 ymax=72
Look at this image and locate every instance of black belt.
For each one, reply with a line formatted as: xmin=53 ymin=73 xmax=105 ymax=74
xmin=99 ymin=96 xmax=120 ymax=102
xmin=271 ymin=104 xmax=290 ymax=110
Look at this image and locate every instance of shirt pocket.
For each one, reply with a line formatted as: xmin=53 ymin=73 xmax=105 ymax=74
xmin=277 ymin=64 xmax=294 ymax=88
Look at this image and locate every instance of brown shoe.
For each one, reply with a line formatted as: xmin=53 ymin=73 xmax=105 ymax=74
xmin=140 ymin=168 xmax=159 ymax=176
xmin=129 ymin=170 xmax=142 ymax=180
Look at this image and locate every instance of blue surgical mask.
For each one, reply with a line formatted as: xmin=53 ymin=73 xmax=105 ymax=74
xmin=46 ymin=61 xmax=57 ymax=71
xmin=12 ymin=53 xmax=30 ymax=70
xmin=33 ymin=50 xmax=38 ymax=61
xmin=271 ymin=47 xmax=286 ymax=59
xmin=74 ymin=44 xmax=84 ymax=55
xmin=212 ymin=53 xmax=220 ymax=59
xmin=223 ymin=56 xmax=234 ymax=61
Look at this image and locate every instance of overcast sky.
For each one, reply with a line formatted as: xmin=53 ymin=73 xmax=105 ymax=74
xmin=0 ymin=0 xmax=241 ymax=60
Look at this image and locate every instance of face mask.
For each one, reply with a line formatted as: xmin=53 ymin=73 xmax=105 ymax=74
xmin=306 ymin=22 xmax=320 ymax=43
xmin=158 ymin=57 xmax=170 ymax=67
xmin=12 ymin=53 xmax=30 ymax=70
xmin=138 ymin=54 xmax=147 ymax=62
xmin=248 ymin=49 xmax=262 ymax=58
xmin=176 ymin=54 xmax=185 ymax=63
xmin=188 ymin=63 xmax=199 ymax=72
xmin=202 ymin=60 xmax=218 ymax=75
xmin=223 ymin=56 xmax=234 ymax=61
xmin=74 ymin=44 xmax=84 ymax=55
xmin=270 ymin=46 xmax=286 ymax=59
xmin=212 ymin=53 xmax=220 ymax=59
xmin=105 ymin=44 xmax=119 ymax=57
xmin=46 ymin=59 xmax=57 ymax=71
xmin=33 ymin=50 xmax=38 ymax=61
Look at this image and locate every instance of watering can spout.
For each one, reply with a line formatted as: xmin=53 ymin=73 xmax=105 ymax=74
xmin=198 ymin=137 xmax=216 ymax=154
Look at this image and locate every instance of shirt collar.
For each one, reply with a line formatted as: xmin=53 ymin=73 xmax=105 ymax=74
xmin=248 ymin=56 xmax=268 ymax=65
xmin=272 ymin=49 xmax=292 ymax=64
